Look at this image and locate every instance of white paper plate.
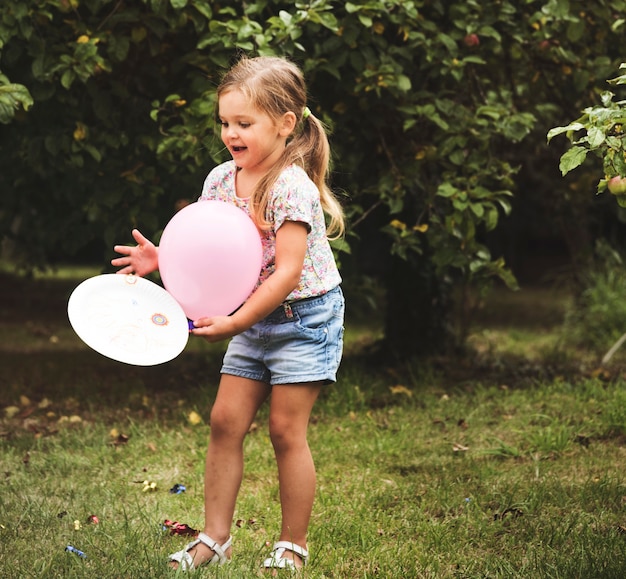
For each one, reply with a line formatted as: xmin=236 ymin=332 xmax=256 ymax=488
xmin=67 ymin=274 xmax=189 ymax=366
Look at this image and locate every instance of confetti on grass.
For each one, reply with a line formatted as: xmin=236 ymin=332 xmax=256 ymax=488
xmin=141 ymin=480 xmax=157 ymax=492
xmin=65 ymin=545 xmax=87 ymax=558
xmin=163 ymin=519 xmax=198 ymax=537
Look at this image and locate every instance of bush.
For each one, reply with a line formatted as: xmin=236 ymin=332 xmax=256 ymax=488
xmin=563 ymin=241 xmax=626 ymax=351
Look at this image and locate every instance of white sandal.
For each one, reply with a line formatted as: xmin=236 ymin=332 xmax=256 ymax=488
xmin=263 ymin=541 xmax=309 ymax=570
xmin=168 ymin=532 xmax=232 ymax=571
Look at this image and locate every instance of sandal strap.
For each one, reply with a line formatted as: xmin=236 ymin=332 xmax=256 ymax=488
xmin=168 ymin=538 xmax=201 ymax=570
xmin=263 ymin=541 xmax=309 ymax=568
xmin=272 ymin=541 xmax=308 ymax=561
xmin=197 ymin=532 xmax=232 ymax=564
xmin=168 ymin=533 xmax=232 ymax=570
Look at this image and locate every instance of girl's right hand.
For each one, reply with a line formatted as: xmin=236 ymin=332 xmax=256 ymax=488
xmin=111 ymin=229 xmax=159 ymax=276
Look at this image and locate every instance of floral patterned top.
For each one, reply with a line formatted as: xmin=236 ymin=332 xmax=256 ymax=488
xmin=199 ymin=160 xmax=341 ymax=302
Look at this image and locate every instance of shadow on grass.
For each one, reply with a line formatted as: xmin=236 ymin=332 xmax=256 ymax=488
xmin=0 ymin=348 xmax=225 ymax=407
xmin=0 ymin=268 xmax=603 ymax=408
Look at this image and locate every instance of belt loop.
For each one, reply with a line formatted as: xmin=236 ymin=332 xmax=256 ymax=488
xmin=283 ymin=302 xmax=293 ymax=319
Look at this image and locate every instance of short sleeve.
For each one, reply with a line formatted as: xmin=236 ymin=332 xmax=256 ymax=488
xmin=267 ymin=166 xmax=318 ymax=232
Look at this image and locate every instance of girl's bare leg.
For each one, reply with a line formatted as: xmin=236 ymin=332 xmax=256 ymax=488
xmin=170 ymin=375 xmax=271 ymax=569
xmin=268 ymin=382 xmax=323 ymax=567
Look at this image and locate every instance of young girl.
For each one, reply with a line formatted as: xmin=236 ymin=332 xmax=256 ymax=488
xmin=112 ymin=55 xmax=345 ymax=572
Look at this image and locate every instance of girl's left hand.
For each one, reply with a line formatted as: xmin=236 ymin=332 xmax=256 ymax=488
xmin=189 ymin=316 xmax=240 ymax=343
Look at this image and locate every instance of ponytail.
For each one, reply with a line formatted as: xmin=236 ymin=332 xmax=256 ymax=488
xmin=217 ymin=56 xmax=345 ymax=239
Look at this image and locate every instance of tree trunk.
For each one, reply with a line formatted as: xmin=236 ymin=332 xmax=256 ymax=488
xmin=383 ymin=251 xmax=451 ymax=360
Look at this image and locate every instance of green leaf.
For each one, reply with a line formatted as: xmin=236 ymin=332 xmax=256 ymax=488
xmin=587 ymin=126 xmax=605 ymax=148
xmin=463 ymin=56 xmax=486 ymax=65
xmin=396 ymin=74 xmax=411 ymax=92
xmin=470 ymin=203 xmax=485 ymax=218
xmin=559 ymin=146 xmax=588 ymax=176
xmin=484 ymin=206 xmax=498 ymax=231
xmin=0 ymin=82 xmax=33 ymax=123
xmin=547 ymin=122 xmax=585 ymax=142
xmin=437 ymin=183 xmax=458 ymax=198
xmin=437 ymin=32 xmax=457 ymax=52
xmin=61 ymin=69 xmax=75 ymax=90
xmin=191 ymin=0 xmax=212 ymax=19
xmin=84 ymin=144 xmax=102 ymax=163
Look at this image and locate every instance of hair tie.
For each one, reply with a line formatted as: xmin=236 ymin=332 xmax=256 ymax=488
xmin=302 ymin=106 xmax=311 ymax=120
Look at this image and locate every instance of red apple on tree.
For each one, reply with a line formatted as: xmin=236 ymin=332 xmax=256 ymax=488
xmin=607 ymin=176 xmax=626 ymax=195
xmin=463 ymin=34 xmax=480 ymax=47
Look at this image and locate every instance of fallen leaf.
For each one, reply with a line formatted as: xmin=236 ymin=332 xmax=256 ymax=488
xmin=452 ymin=443 xmax=469 ymax=452
xmin=111 ymin=433 xmax=129 ymax=446
xmin=18 ymin=406 xmax=36 ymax=419
xmin=574 ymin=434 xmax=591 ymax=447
xmin=187 ymin=411 xmax=202 ymax=426
xmin=389 ymin=385 xmax=413 ymax=397
xmin=4 ymin=406 xmax=19 ymax=419
xmin=38 ymin=398 xmax=52 ymax=409
xmin=494 ymin=508 xmax=523 ymax=521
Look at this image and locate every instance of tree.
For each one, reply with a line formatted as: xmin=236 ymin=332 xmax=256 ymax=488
xmin=548 ymin=63 xmax=626 ymax=196
xmin=1 ymin=0 xmax=626 ymax=357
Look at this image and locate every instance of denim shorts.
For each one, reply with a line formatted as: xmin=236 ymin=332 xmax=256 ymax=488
xmin=221 ymin=286 xmax=344 ymax=385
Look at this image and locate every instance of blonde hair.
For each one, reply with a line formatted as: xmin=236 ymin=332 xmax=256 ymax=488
xmin=217 ymin=55 xmax=344 ymax=239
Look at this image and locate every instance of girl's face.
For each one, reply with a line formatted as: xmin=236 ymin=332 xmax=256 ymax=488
xmin=218 ymin=89 xmax=294 ymax=175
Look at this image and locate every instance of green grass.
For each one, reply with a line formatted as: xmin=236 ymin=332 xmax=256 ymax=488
xmin=2 ymin=269 xmax=626 ymax=577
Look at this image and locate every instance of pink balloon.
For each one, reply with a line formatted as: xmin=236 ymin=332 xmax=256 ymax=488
xmin=158 ymin=201 xmax=262 ymax=320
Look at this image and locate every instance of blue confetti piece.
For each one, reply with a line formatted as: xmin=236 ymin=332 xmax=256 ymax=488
xmin=65 ymin=545 xmax=87 ymax=558
xmin=169 ymin=483 xmax=186 ymax=494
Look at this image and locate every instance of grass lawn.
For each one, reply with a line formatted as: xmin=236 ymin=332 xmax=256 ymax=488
xmin=2 ymin=269 xmax=626 ymax=577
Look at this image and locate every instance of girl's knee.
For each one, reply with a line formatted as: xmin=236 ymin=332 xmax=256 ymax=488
xmin=210 ymin=404 xmax=246 ymax=440
xmin=269 ymin=416 xmax=304 ymax=451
